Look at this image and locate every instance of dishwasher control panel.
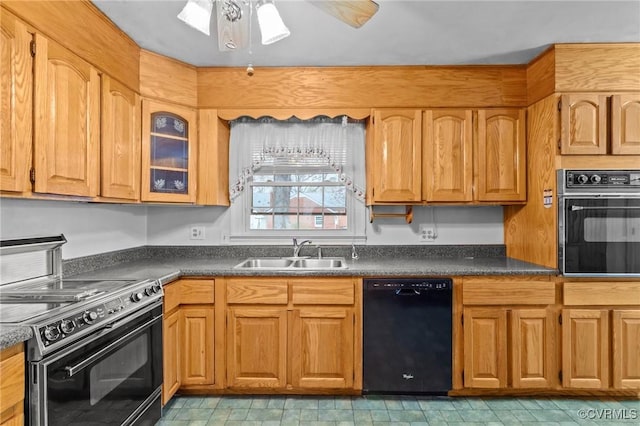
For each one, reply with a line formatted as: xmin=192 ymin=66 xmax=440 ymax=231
xmin=366 ymin=279 xmax=452 ymax=290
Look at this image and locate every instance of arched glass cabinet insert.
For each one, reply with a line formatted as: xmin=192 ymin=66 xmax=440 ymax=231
xmin=141 ymin=100 xmax=196 ymax=202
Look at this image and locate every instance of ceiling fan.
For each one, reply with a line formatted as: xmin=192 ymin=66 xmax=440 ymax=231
xmin=177 ymin=0 xmax=379 ymax=52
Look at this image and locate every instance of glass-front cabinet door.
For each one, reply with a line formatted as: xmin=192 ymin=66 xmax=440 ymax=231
xmin=141 ymin=99 xmax=197 ymax=202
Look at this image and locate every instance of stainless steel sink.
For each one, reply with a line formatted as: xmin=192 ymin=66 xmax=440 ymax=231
xmin=291 ymin=258 xmax=347 ymax=269
xmin=233 ymin=257 xmax=347 ymax=270
xmin=234 ymin=258 xmax=295 ymax=269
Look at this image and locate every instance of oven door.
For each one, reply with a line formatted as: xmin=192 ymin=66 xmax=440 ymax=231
xmin=29 ymin=303 xmax=162 ymax=426
xmin=560 ymin=196 xmax=640 ymax=276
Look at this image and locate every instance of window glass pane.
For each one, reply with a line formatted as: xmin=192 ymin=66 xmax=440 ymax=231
xmin=252 ymin=187 xmax=272 ymax=208
xmin=325 ymin=186 xmax=346 ymax=208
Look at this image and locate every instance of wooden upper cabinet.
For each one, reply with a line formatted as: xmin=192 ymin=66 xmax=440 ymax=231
xmin=560 ymin=93 xmax=608 ymax=155
xmin=423 ymin=109 xmax=473 ymax=202
xmin=611 ymin=93 xmax=640 ymax=155
xmin=476 ymin=109 xmax=526 ymax=202
xmin=33 ymin=34 xmax=100 ymax=197
xmin=197 ymin=109 xmax=229 ymax=206
xmin=0 ymin=13 xmax=32 ymax=193
xmin=370 ymin=109 xmax=422 ymax=203
xmin=101 ymin=75 xmax=141 ymax=200
xmin=141 ymin=99 xmax=197 ymax=203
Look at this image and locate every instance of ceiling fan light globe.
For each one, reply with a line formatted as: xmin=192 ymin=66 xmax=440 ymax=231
xmin=177 ymin=0 xmax=214 ymax=36
xmin=256 ymin=2 xmax=290 ymax=45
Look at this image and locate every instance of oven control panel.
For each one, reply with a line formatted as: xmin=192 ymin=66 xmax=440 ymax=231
xmin=565 ymin=170 xmax=640 ymax=188
xmin=37 ymin=280 xmax=163 ymax=347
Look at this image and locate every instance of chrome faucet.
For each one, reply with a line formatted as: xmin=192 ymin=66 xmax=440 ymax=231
xmin=292 ymin=238 xmax=312 ymax=257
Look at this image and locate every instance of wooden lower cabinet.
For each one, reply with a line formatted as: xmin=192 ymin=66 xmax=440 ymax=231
xmin=162 ymin=309 xmax=181 ymax=404
xmin=225 ymin=277 xmax=361 ymax=392
xmin=162 ymin=279 xmax=216 ymax=404
xmin=226 ymin=307 xmax=288 ymax=388
xmin=290 ymin=307 xmax=354 ymax=389
xmin=613 ymin=310 xmax=640 ymax=389
xmin=0 ymin=344 xmax=24 ymax=426
xmin=461 ymin=277 xmax=557 ymax=391
xmin=464 ymin=307 xmax=555 ymax=389
xmin=463 ymin=307 xmax=508 ymax=388
xmin=562 ymin=281 xmax=640 ymax=391
xmin=182 ymin=306 xmax=215 ymax=386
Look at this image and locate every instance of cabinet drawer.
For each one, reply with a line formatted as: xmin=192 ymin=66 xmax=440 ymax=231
xmin=564 ymin=282 xmax=640 ymax=306
xmin=180 ymin=279 xmax=215 ymax=304
xmin=463 ymin=281 xmax=555 ymax=305
xmin=163 ymin=282 xmax=181 ymax=313
xmin=0 ymin=345 xmax=24 ymax=416
xmin=227 ymin=279 xmax=288 ymax=304
xmin=291 ymin=279 xmax=355 ymax=305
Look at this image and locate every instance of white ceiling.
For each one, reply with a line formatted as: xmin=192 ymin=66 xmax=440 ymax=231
xmin=92 ymin=0 xmax=640 ymax=68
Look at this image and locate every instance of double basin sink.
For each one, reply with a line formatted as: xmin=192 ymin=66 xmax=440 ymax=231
xmin=234 ymin=257 xmax=348 ymax=270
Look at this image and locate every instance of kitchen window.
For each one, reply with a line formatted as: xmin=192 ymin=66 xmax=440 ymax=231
xmin=227 ymin=116 xmax=366 ymax=243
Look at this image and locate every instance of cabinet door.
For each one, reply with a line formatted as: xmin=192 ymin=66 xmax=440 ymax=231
xmin=371 ymin=109 xmax=422 ymax=203
xmin=612 ymin=310 xmax=640 ymax=389
xmin=290 ymin=307 xmax=354 ymax=389
xmin=423 ymin=110 xmax=473 ymax=202
xmin=226 ymin=307 xmax=287 ymax=388
xmin=141 ymin=99 xmax=197 ymax=202
xmin=560 ymin=94 xmax=608 ymax=155
xmin=511 ymin=308 xmax=555 ymax=388
xmin=611 ymin=94 xmax=640 ymax=155
xmin=101 ymin=75 xmax=141 ymax=200
xmin=0 ymin=13 xmax=32 ymax=193
xmin=562 ymin=309 xmax=609 ymax=389
xmin=33 ymin=34 xmax=100 ymax=197
xmin=181 ymin=306 xmax=215 ymax=386
xmin=463 ymin=308 xmax=507 ymax=388
xmin=476 ymin=109 xmax=526 ymax=202
xmin=162 ymin=309 xmax=181 ymax=405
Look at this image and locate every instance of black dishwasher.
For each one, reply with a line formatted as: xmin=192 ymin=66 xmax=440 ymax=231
xmin=363 ymin=278 xmax=452 ymax=395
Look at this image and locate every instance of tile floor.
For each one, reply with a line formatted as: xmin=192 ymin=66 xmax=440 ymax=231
xmin=157 ymin=395 xmax=640 ymax=425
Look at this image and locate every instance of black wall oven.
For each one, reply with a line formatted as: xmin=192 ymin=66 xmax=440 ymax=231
xmin=558 ymin=170 xmax=640 ymax=277
xmin=29 ymin=301 xmax=163 ymax=426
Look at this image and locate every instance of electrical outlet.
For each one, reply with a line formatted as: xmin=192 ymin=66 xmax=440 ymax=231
xmin=189 ymin=226 xmax=205 ymax=240
xmin=418 ymin=224 xmax=437 ymax=242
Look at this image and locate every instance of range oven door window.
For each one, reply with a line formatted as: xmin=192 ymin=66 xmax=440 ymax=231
xmin=563 ymin=198 xmax=640 ymax=275
xmin=34 ymin=306 xmax=162 ymax=426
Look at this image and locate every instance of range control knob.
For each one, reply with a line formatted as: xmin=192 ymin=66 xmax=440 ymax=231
xmin=130 ymin=292 xmax=143 ymax=302
xmin=60 ymin=319 xmax=76 ymax=334
xmin=152 ymin=283 xmax=161 ymax=294
xmin=577 ymin=174 xmax=589 ymax=184
xmin=83 ymin=311 xmax=98 ymax=324
xmin=145 ymin=287 xmax=154 ymax=296
xmin=591 ymin=174 xmax=602 ymax=184
xmin=43 ymin=325 xmax=61 ymax=342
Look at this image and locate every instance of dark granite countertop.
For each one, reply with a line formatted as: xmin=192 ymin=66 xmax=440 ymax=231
xmin=0 ymin=245 xmax=556 ymax=349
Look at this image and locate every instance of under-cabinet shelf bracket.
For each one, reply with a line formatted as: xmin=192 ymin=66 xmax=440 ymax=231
xmin=369 ymin=205 xmax=413 ymax=223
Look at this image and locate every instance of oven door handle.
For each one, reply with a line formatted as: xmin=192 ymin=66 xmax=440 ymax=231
xmin=570 ymin=205 xmax=640 ymax=211
xmin=64 ymin=316 xmax=159 ymax=377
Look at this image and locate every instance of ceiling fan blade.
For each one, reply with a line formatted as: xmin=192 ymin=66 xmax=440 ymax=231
xmin=308 ymin=0 xmax=379 ymax=28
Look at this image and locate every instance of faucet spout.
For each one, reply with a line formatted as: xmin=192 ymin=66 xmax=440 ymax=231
xmin=292 ymin=238 xmax=313 ymax=257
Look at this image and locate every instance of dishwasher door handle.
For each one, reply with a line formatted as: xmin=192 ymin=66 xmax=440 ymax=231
xmin=395 ymin=288 xmax=420 ymax=296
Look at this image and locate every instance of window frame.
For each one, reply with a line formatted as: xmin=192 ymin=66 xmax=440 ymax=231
xmin=228 ymin=167 xmax=366 ymax=244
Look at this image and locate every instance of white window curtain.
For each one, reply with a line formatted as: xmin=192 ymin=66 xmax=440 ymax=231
xmin=228 ymin=116 xmax=366 ymax=202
